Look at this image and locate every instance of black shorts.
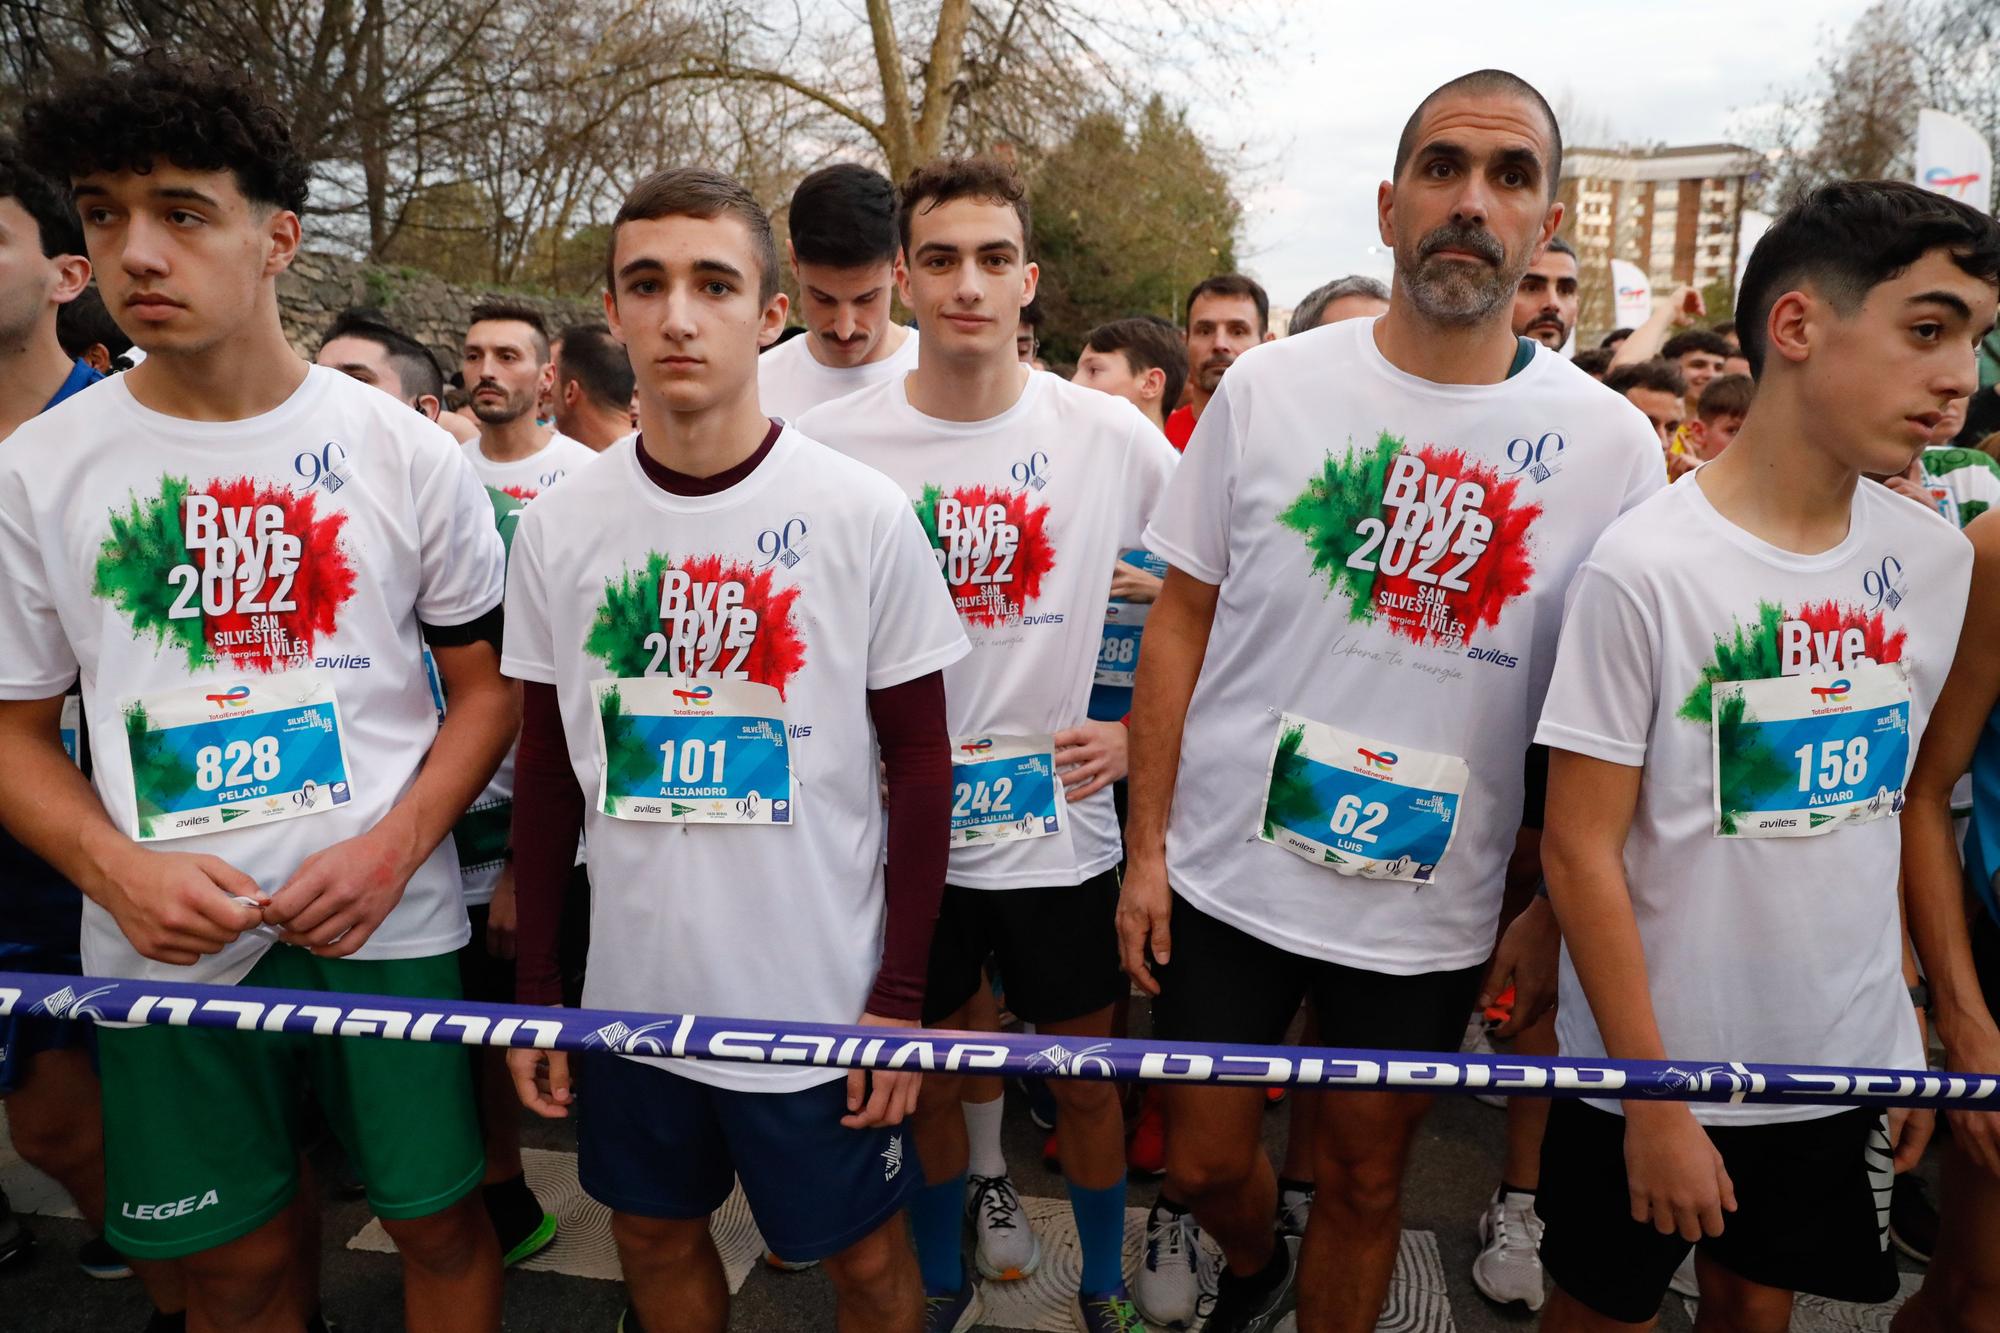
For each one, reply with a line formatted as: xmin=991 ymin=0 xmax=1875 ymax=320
xmin=1538 ymin=1099 xmax=1897 ymax=1323
xmin=922 ymin=871 xmax=1125 ymax=1026
xmin=1152 ymin=891 xmax=1482 ymax=1052
xmin=458 ymin=903 xmax=514 ymax=1005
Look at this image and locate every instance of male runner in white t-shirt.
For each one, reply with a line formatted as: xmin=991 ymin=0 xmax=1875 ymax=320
xmin=1119 ymin=70 xmax=1663 ymax=1333
xmin=801 ymin=155 xmax=1178 ymax=1333
xmin=1535 ymin=181 xmax=1999 ymax=1332
xmin=757 ymin=163 xmax=918 ymax=421
xmin=4 ymin=53 xmax=514 ymax=1331
xmin=501 ymin=166 xmax=967 ymax=1333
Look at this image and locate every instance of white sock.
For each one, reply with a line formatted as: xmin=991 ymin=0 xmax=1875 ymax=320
xmin=962 ymin=1093 xmax=1009 ymax=1180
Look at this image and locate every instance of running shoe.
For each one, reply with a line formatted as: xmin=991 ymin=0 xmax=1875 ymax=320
xmin=483 ymin=1174 xmax=558 ymax=1267
xmin=1043 ymin=1127 xmax=1062 ymax=1172
xmin=924 ymin=1275 xmax=984 ymax=1333
xmin=1201 ymin=1234 xmax=1298 ymax=1333
xmin=1470 ymin=1188 xmax=1546 ymax=1311
xmin=1276 ymin=1183 xmax=1314 ymax=1240
xmin=968 ymin=1173 xmax=1042 ymax=1279
xmin=1263 ymin=1085 xmax=1287 ymax=1107
xmin=0 ymin=1192 xmax=31 ymax=1270
xmin=1127 ymin=1089 xmax=1168 ymax=1179
xmin=78 ymin=1233 xmax=133 ymax=1279
xmin=1890 ymin=1174 xmax=1938 ymax=1264
xmin=1134 ymin=1202 xmax=1202 ymax=1326
xmin=616 ymin=1308 xmax=643 ymax=1333
xmin=1077 ymin=1288 xmax=1150 ymax=1332
xmin=1018 ymin=1076 xmax=1059 ymax=1132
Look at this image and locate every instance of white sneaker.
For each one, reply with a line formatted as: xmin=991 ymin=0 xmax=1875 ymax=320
xmin=1471 ymin=1189 xmax=1547 ymax=1311
xmin=1276 ymin=1185 xmax=1314 ymax=1240
xmin=967 ymin=1174 xmax=1042 ymax=1280
xmin=1668 ymin=1249 xmax=1699 ymax=1297
xmin=1135 ymin=1203 xmax=1203 ymax=1327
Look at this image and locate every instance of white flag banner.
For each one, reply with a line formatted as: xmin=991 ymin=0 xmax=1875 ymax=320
xmin=1917 ymin=108 xmax=1992 ymax=214
xmin=1735 ymin=209 xmax=1773 ymax=299
xmin=1611 ymin=259 xmax=1651 ymax=330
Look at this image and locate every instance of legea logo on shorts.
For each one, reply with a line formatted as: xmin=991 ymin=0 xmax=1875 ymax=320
xmin=671 ymin=686 xmax=714 ymax=707
xmin=1357 ymin=747 xmax=1398 ymax=772
xmin=123 ymin=1189 xmax=220 ymax=1222
xmin=960 ymin=738 xmax=994 ymax=755
xmin=204 ymin=685 xmax=252 ymax=710
xmin=1809 ymin=678 xmax=1852 ymax=703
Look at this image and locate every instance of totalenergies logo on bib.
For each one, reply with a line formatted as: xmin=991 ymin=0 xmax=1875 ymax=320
xmin=204 ymin=685 xmax=252 ymax=710
xmin=672 ymin=685 xmax=714 ymax=706
xmin=1809 ymin=679 xmax=1852 ymax=703
xmin=1357 ymin=747 xmax=1398 ymax=771
xmin=960 ymin=738 xmax=995 ymax=755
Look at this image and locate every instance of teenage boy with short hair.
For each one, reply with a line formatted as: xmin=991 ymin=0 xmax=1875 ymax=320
xmin=502 ymin=165 xmax=965 ymax=1333
xmin=801 ymin=155 xmax=1178 ymax=1333
xmin=1073 ymin=316 xmax=1188 ymax=432
xmin=5 ymin=53 xmax=516 ymax=1332
xmin=759 ymin=162 xmax=918 ymax=420
xmin=317 ymin=308 xmax=447 ymax=420
xmin=1533 ymin=178 xmax=2000 ymax=1331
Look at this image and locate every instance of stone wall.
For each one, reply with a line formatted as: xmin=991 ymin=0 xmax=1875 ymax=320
xmin=278 ymin=250 xmax=601 ymax=375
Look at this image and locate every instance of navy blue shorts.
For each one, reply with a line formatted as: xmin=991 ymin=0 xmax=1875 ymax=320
xmin=0 ymin=947 xmax=93 ymax=1098
xmin=576 ymin=1052 xmax=915 ymax=1261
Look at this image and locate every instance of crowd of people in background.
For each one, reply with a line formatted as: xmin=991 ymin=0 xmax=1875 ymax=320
xmin=5 ymin=46 xmax=2000 ymax=1333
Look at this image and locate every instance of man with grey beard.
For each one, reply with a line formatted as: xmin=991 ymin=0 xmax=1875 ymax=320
xmin=1116 ymin=69 xmax=1662 ymax=1333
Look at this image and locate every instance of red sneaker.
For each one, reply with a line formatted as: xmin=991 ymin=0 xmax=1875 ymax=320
xmin=1265 ymin=1085 xmax=1288 ymax=1107
xmin=1042 ymin=1127 xmax=1061 ymax=1173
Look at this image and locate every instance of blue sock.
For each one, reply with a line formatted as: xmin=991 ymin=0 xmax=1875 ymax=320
xmin=1067 ymin=1178 xmax=1128 ymax=1297
xmin=911 ymin=1172 xmax=965 ymax=1293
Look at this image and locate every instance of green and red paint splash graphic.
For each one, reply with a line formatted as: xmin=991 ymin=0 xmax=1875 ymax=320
xmin=93 ymin=475 xmax=356 ymax=672
xmin=1279 ymin=432 xmax=1539 ymax=647
xmin=1680 ymin=599 xmax=1907 ymax=833
xmin=1677 ymin=599 xmax=1907 ymax=723
xmin=915 ymin=483 xmax=1057 ymax=628
xmin=584 ymin=550 xmax=807 ymax=697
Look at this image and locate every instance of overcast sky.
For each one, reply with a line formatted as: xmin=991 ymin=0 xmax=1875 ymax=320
xmin=1204 ymin=0 xmax=1872 ymax=308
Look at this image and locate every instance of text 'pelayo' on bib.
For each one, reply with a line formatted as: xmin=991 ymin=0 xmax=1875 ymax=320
xmin=124 ymin=675 xmax=352 ymax=841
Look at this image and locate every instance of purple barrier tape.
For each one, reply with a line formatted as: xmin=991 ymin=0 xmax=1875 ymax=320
xmin=1 ymin=970 xmax=1991 ymax=1110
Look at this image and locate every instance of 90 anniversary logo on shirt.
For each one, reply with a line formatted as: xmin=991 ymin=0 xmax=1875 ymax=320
xmin=1281 ymin=431 xmax=1541 ymax=651
xmin=94 ymin=475 xmax=358 ymax=673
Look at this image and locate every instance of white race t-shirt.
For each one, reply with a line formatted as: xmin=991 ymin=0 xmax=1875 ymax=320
xmin=0 ymin=366 xmax=505 ymax=984
xmin=1538 ymin=475 xmax=1968 ymax=1124
xmin=801 ymin=370 xmax=1179 ymax=888
xmin=501 ymin=430 xmax=968 ymax=1090
xmin=759 ymin=326 xmax=919 ymax=422
xmin=1144 ymin=319 xmax=1664 ymax=972
xmin=452 ymin=431 xmax=601 ymax=903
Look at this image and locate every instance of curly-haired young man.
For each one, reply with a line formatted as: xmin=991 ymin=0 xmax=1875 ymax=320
xmin=6 ymin=53 xmax=514 ymax=1332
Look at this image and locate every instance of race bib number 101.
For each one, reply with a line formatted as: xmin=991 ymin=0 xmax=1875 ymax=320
xmin=124 ymin=676 xmax=352 ymax=841
xmin=1711 ymin=663 xmax=1911 ymax=838
xmin=950 ymin=734 xmax=1062 ymax=847
xmin=1260 ymin=714 xmax=1467 ymax=882
xmin=594 ymin=676 xmax=792 ymax=824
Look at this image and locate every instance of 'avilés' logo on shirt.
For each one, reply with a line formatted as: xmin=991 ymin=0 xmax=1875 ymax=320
xmin=94 ymin=475 xmax=357 ymax=672
xmin=584 ymin=550 xmax=806 ymax=697
xmin=914 ymin=483 xmax=1056 ymax=628
xmin=1281 ymin=432 xmax=1541 ymax=650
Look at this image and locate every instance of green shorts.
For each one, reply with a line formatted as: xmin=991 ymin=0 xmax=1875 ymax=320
xmin=98 ymin=946 xmax=484 ymax=1260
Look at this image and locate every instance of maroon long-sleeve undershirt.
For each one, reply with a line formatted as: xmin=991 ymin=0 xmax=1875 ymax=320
xmin=510 ymin=428 xmax=953 ymax=1017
